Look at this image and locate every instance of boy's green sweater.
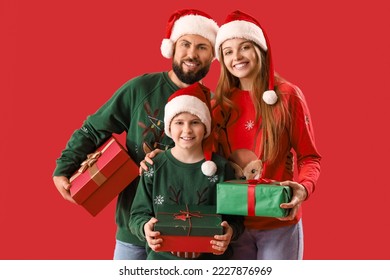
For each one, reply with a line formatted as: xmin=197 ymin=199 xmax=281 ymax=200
xmin=129 ymin=149 xmax=243 ymax=260
xmin=53 ymin=72 xmax=179 ymax=246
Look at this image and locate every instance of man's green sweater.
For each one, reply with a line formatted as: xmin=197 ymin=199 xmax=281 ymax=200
xmin=53 ymin=72 xmax=179 ymax=246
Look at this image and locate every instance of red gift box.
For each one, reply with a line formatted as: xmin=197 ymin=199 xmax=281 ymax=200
xmin=158 ymin=236 xmax=219 ymax=254
xmin=69 ymin=136 xmax=138 ymax=216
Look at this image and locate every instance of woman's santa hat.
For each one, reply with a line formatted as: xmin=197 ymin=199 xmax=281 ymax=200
xmin=161 ymin=9 xmax=219 ymax=59
xmin=164 ymin=83 xmax=217 ymax=176
xmin=215 ymin=10 xmax=278 ymax=105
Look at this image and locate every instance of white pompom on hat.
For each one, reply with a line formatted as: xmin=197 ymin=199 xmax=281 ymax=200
xmin=161 ymin=9 xmax=219 ymax=59
xmin=215 ymin=10 xmax=278 ymax=105
xmin=164 ymin=82 xmax=217 ymax=176
xmin=201 ymin=136 xmax=217 ymax=177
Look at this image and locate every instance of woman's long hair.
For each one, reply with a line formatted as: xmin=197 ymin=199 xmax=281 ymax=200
xmin=213 ymin=43 xmax=290 ymax=164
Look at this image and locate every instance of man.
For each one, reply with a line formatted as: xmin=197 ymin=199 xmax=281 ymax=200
xmin=52 ymin=9 xmax=219 ymax=260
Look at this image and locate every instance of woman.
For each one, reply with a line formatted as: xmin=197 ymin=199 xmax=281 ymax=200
xmin=212 ymin=10 xmax=321 ymax=260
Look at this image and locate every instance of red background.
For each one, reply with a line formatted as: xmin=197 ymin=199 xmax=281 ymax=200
xmin=1 ymin=0 xmax=389 ymax=259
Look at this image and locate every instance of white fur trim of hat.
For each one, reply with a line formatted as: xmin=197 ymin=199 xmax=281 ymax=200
xmin=214 ymin=10 xmax=278 ymax=105
xmin=214 ymin=20 xmax=268 ymax=61
xmin=164 ymin=95 xmax=211 ymax=139
xmin=161 ymin=12 xmax=219 ymax=59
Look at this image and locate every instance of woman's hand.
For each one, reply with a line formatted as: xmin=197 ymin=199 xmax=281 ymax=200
xmin=278 ymin=180 xmax=307 ymax=221
xmin=211 ymin=221 xmax=232 ymax=255
xmin=144 ymin=217 xmax=162 ymax=251
xmin=139 ymin=149 xmax=163 ymax=175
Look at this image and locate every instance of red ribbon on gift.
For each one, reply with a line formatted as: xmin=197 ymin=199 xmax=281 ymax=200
xmin=174 ymin=205 xmax=202 ymax=236
xmin=247 ymin=179 xmax=273 ymax=216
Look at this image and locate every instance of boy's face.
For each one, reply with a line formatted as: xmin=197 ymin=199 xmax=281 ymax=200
xmin=172 ymin=34 xmax=214 ymax=84
xmin=169 ymin=112 xmax=206 ymax=152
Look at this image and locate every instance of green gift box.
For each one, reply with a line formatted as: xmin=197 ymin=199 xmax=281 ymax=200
xmin=216 ymin=180 xmax=292 ymax=217
xmin=154 ymin=205 xmax=223 ymax=253
xmin=155 ymin=204 xmax=223 ymax=236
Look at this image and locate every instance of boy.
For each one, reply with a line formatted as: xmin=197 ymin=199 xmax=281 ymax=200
xmin=129 ymin=82 xmax=243 ymax=260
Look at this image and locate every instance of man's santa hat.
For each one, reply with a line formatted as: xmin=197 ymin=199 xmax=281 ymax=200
xmin=161 ymin=9 xmax=219 ymax=59
xmin=215 ymin=10 xmax=278 ymax=105
xmin=164 ymin=83 xmax=217 ymax=176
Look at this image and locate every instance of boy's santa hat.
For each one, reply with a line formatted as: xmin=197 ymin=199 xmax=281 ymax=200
xmin=164 ymin=83 xmax=217 ymax=176
xmin=161 ymin=9 xmax=219 ymax=59
xmin=215 ymin=10 xmax=278 ymax=105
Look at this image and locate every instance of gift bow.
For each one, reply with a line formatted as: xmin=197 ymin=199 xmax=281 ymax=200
xmin=174 ymin=205 xmax=202 ymax=236
xmin=247 ymin=178 xmax=273 ymax=185
xmin=78 ymin=151 xmax=102 ymax=173
xmin=174 ymin=206 xmax=202 ymax=221
xmin=77 ymin=138 xmax=115 ymax=174
xmin=70 ymin=138 xmax=115 ymax=185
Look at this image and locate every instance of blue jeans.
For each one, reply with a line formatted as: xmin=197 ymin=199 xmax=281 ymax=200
xmin=231 ymin=220 xmax=303 ymax=260
xmin=113 ymin=240 xmax=147 ymax=260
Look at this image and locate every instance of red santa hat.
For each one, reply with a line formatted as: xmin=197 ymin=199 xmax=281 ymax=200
xmin=161 ymin=9 xmax=219 ymax=59
xmin=164 ymin=83 xmax=217 ymax=176
xmin=214 ymin=10 xmax=278 ymax=105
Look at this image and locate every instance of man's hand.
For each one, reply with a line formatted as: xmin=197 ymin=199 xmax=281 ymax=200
xmin=53 ymin=176 xmax=76 ymax=203
xmin=139 ymin=149 xmax=163 ymax=175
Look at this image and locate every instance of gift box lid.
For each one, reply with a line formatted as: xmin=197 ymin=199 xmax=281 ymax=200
xmin=69 ymin=136 xmax=134 ymax=203
xmin=154 ymin=205 xmax=223 ymax=236
xmin=218 ymin=179 xmax=292 ymax=195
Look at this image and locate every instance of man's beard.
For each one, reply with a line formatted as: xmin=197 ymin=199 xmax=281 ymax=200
xmin=172 ymin=59 xmax=210 ymax=84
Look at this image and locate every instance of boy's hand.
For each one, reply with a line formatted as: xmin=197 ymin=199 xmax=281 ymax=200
xmin=144 ymin=217 xmax=162 ymax=251
xmin=211 ymin=221 xmax=232 ymax=255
